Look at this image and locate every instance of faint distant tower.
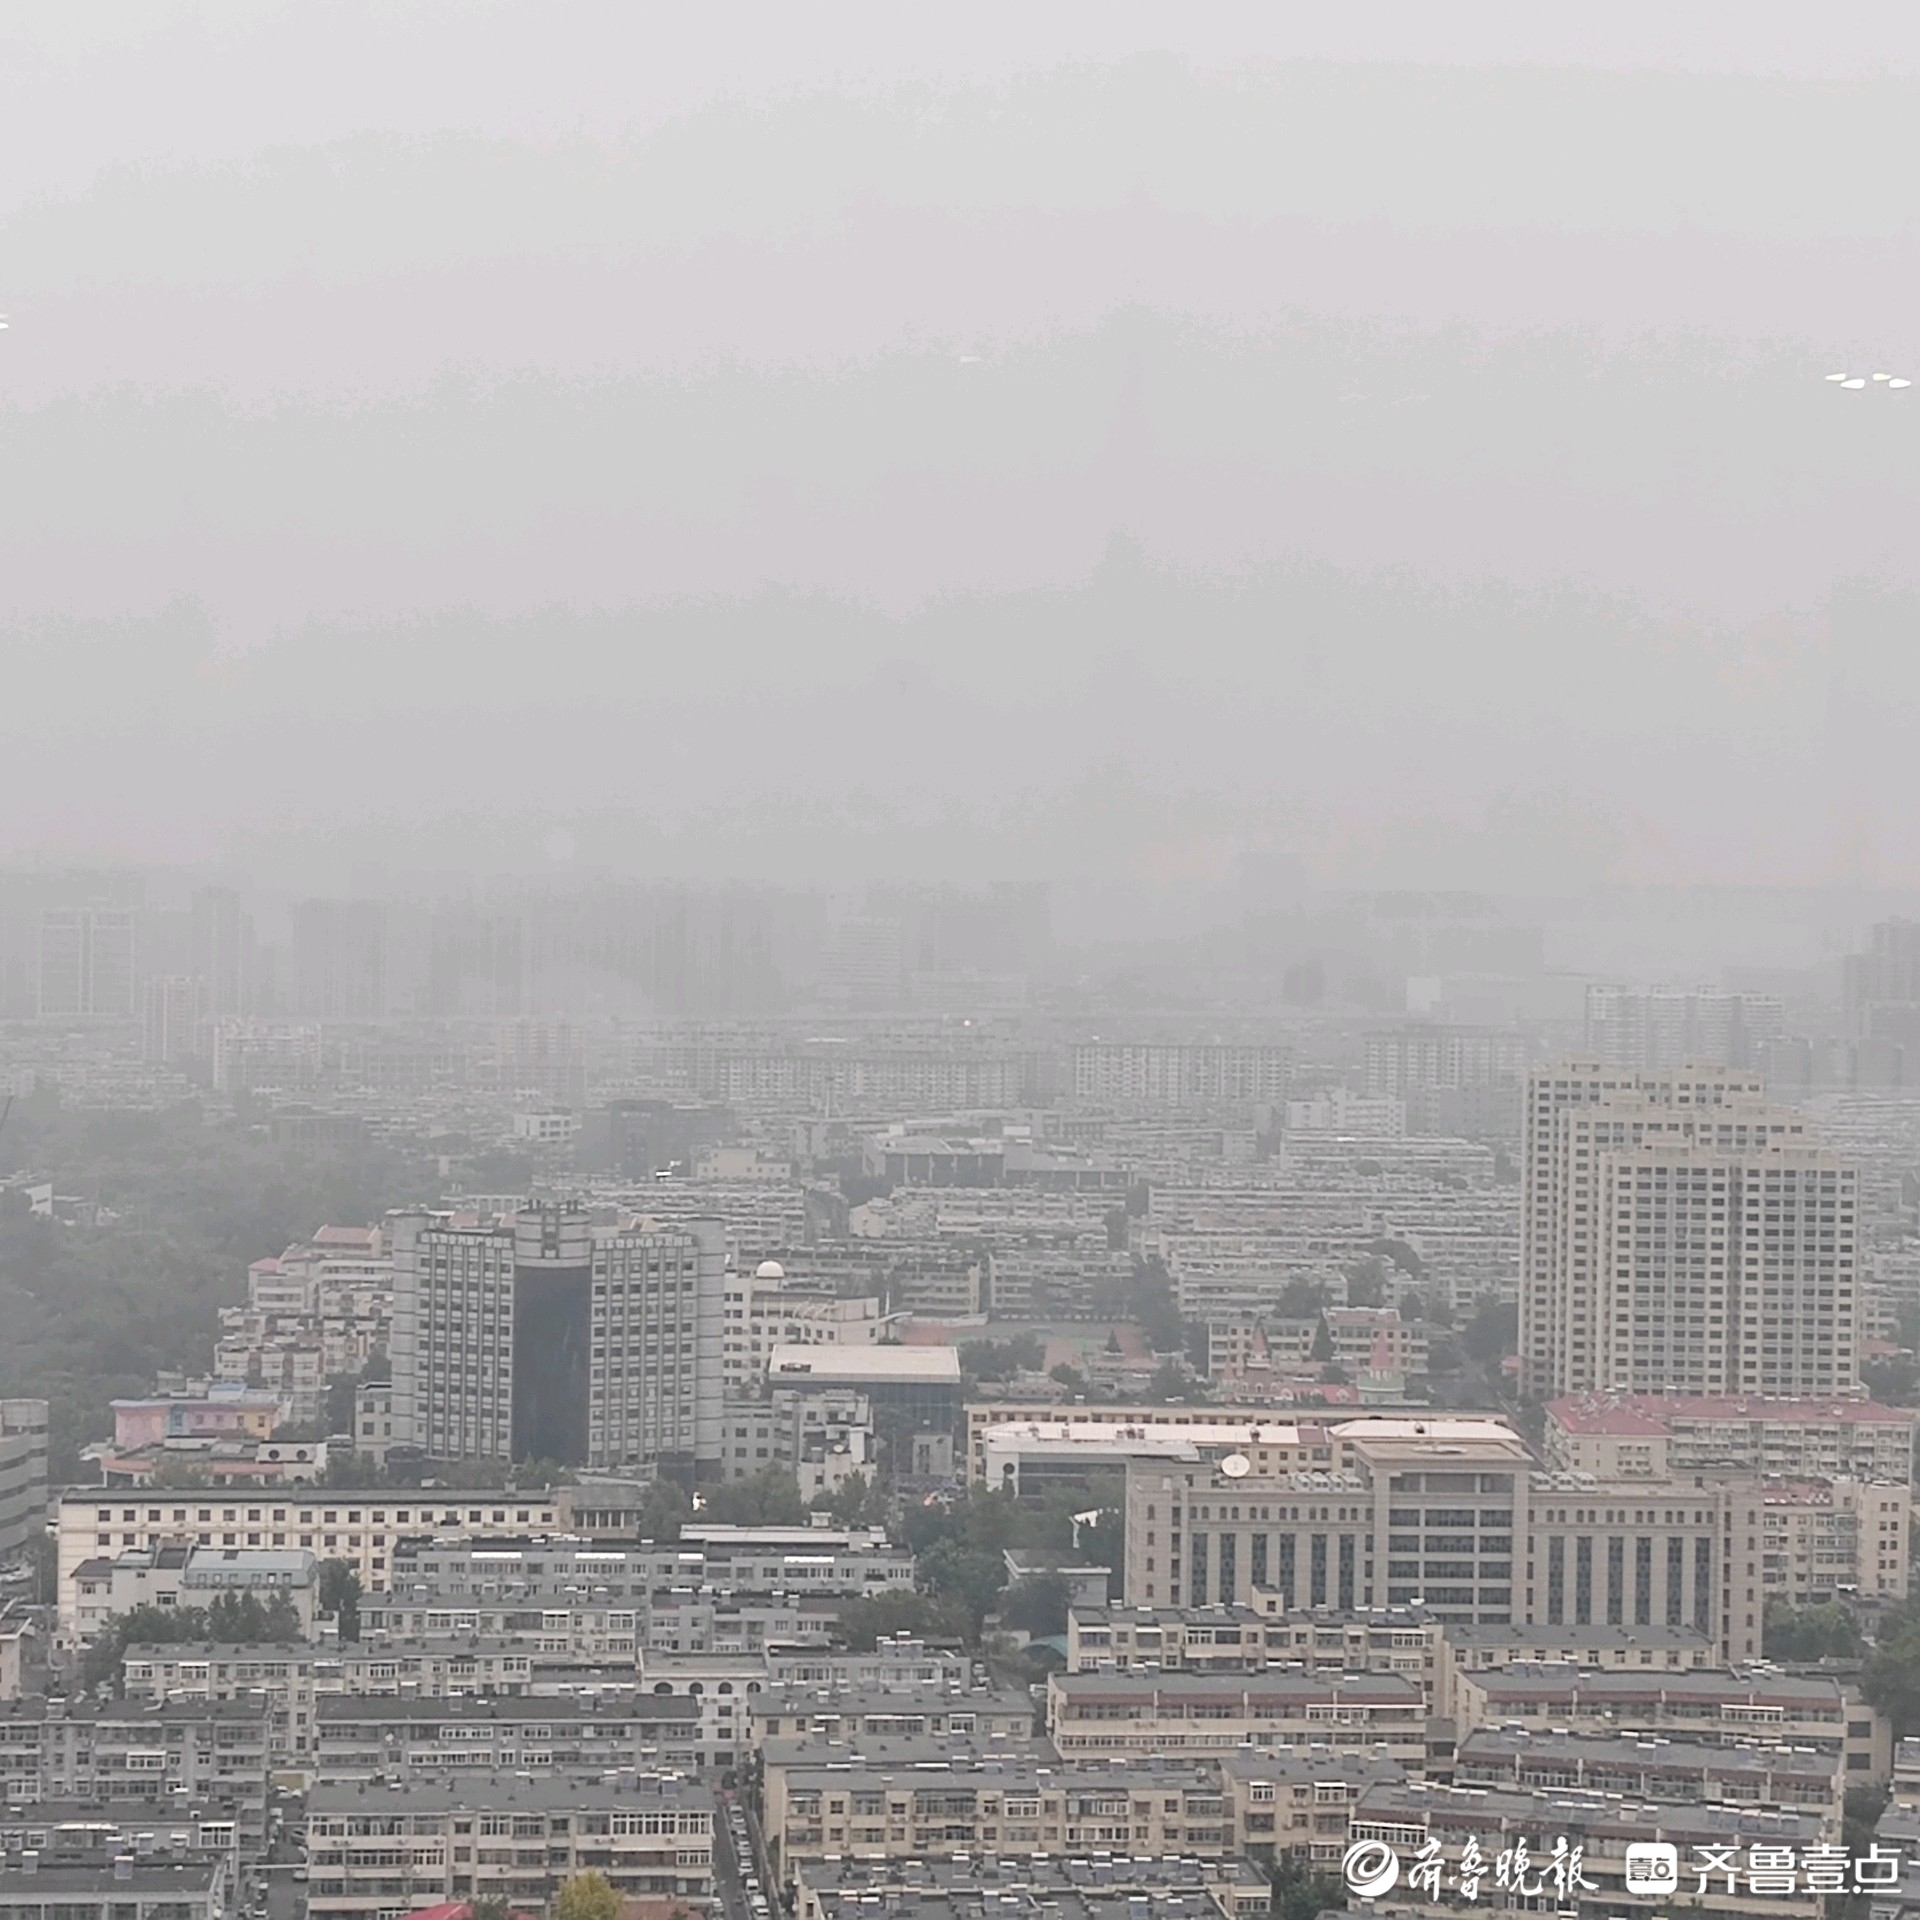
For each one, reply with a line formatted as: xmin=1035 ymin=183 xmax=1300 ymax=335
xmin=289 ymin=899 xmax=388 ymax=1017
xmin=38 ymin=908 xmax=137 ymax=1018
xmin=143 ymin=974 xmax=209 ymax=1064
xmin=191 ymin=886 xmax=254 ymax=1016
xmin=822 ymin=915 xmax=906 ymax=1007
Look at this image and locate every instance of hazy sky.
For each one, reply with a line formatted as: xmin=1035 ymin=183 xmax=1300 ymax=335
xmin=6 ymin=4 xmax=1920 ymax=898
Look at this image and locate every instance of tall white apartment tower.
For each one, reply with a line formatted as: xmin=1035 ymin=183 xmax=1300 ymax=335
xmin=1522 ymin=1065 xmax=1858 ymax=1399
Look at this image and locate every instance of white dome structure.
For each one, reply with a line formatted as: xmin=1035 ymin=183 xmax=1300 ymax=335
xmin=754 ymin=1259 xmax=786 ymax=1281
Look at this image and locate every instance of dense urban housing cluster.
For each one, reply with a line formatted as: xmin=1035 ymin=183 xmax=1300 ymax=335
xmin=6 ymin=884 xmax=1920 ymax=1920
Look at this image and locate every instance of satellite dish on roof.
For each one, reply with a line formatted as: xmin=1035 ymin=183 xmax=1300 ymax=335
xmin=1220 ymin=1454 xmax=1251 ymax=1479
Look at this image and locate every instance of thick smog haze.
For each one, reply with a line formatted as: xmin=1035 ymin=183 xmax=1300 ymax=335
xmin=5 ymin=4 xmax=1920 ymax=906
xmin=21 ymin=12 xmax=1920 ymax=1830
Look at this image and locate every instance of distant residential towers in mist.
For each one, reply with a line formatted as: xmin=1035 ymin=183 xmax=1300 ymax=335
xmin=37 ymin=909 xmax=136 ymax=1019
xmin=1582 ymin=985 xmax=1785 ymax=1073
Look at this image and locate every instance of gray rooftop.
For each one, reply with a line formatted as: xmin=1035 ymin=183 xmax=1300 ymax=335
xmin=1050 ymin=1670 xmax=1423 ymax=1704
xmin=309 ymin=1770 xmax=712 ymax=1814
xmin=0 ymin=1697 xmax=269 ymax=1726
xmin=0 ymin=1860 xmax=221 ymax=1895
xmin=317 ymin=1692 xmax=699 ymax=1724
xmin=126 ymin=1641 xmax=319 ymax=1662
xmin=1214 ymin=1748 xmax=1407 ymax=1786
xmin=762 ymin=1733 xmax=1057 ymax=1771
xmin=795 ymin=1856 xmax=1269 ymax=1896
xmin=1356 ymin=1777 xmax=1826 ymax=1845
xmin=1446 ymin=1621 xmax=1714 ymax=1652
xmin=1462 ymin=1663 xmax=1846 ymax=1707
xmin=1455 ymin=1725 xmax=1838 ymax=1783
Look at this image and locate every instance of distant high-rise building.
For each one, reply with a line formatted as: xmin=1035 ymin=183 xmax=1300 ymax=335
xmin=37 ymin=908 xmax=137 ymax=1017
xmin=389 ymin=1204 xmax=724 ymax=1474
xmin=427 ymin=907 xmax=524 ymax=1016
xmin=1070 ymin=1042 xmax=1291 ymax=1108
xmin=142 ymin=973 xmax=209 ymax=1064
xmin=1522 ymin=1064 xmax=1858 ymax=1399
xmin=821 ymin=915 xmax=906 ymax=1007
xmin=1583 ymin=985 xmax=1785 ymax=1071
xmin=191 ymin=886 xmax=253 ymax=1016
xmin=520 ymin=884 xmax=789 ymax=1017
xmin=289 ymin=899 xmax=388 ymax=1017
xmin=1363 ymin=1026 xmax=1530 ymax=1096
xmin=1844 ymin=920 xmax=1920 ymax=1064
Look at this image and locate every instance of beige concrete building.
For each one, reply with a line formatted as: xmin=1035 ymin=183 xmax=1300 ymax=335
xmin=1123 ymin=1417 xmax=1532 ymax=1628
xmin=1123 ymin=1427 xmax=1771 ymax=1662
xmin=1547 ymin=1390 xmax=1916 ymax=1483
xmin=306 ymin=1771 xmax=713 ymax=1920
xmin=1066 ymin=1601 xmax=1449 ymax=1707
xmin=1761 ymin=1475 xmax=1910 ymax=1602
xmin=1044 ymin=1670 xmax=1426 ymax=1766
xmin=1451 ymin=1664 xmax=1889 ymax=1781
xmin=1216 ymin=1748 xmax=1406 ymax=1868
xmin=1521 ymin=1064 xmax=1860 ymax=1398
xmin=764 ymin=1742 xmax=1232 ymax=1875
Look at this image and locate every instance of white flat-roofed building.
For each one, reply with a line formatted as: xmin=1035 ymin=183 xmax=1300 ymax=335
xmin=56 ymin=1488 xmax=566 ymax=1638
xmin=767 ymin=1341 xmax=960 ymax=1433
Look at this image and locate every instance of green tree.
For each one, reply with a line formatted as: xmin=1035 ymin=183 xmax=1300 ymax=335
xmin=552 ymin=1869 xmax=621 ymax=1920
xmin=319 ymin=1559 xmax=362 ymax=1640
xmin=83 ymin=1587 xmax=305 ymax=1694
xmin=1269 ymin=1855 xmax=1345 ymax=1920
xmin=813 ymin=1471 xmax=886 ymax=1529
xmin=1344 ymin=1260 xmax=1386 ymax=1309
xmin=1049 ymin=1363 xmax=1087 ymax=1392
xmin=205 ymin=1590 xmax=302 ymax=1642
xmin=1000 ymin=1572 xmax=1071 ymax=1638
xmin=919 ymin=1537 xmax=1009 ymax=1640
xmin=1125 ymin=1255 xmax=1185 ymax=1355
xmin=146 ymin=1459 xmax=216 ymax=1488
xmin=323 ymin=1451 xmax=388 ymax=1488
xmin=1463 ymin=1299 xmax=1519 ymax=1364
xmin=1846 ymin=1783 xmax=1891 ymax=1863
xmin=1867 ymin=1601 xmax=1920 ymax=1735
xmin=1276 ymin=1278 xmax=1328 ymax=1319
xmin=1863 ymin=1356 xmax=1920 ymax=1406
xmin=639 ymin=1478 xmax=691 ymax=1542
xmin=1764 ymin=1598 xmax=1861 ymax=1662
xmin=0 ymin=1100 xmax=432 ymax=1480
xmin=1146 ymin=1359 xmax=1204 ymax=1404
xmin=836 ymin=1588 xmax=961 ymax=1650
xmin=959 ymin=1334 xmax=1046 ymax=1382
xmin=469 ymin=1898 xmax=514 ymax=1920
xmin=700 ymin=1467 xmax=805 ymax=1528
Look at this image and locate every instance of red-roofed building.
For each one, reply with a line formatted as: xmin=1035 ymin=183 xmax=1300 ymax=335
xmin=1547 ymin=1391 xmax=1916 ymax=1484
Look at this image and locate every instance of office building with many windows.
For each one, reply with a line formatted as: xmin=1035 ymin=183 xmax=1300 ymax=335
xmin=389 ymin=1203 xmax=724 ymax=1473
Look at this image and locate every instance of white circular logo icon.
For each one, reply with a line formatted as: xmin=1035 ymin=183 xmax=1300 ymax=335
xmin=1343 ymin=1839 xmax=1401 ymax=1900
